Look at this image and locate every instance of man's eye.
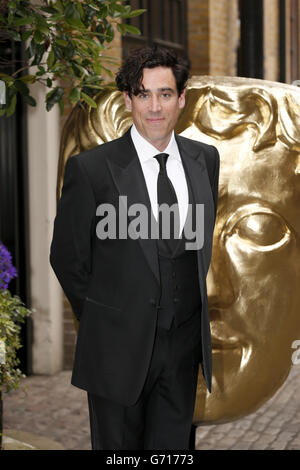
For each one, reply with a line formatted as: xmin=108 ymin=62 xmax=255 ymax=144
xmin=162 ymin=93 xmax=170 ymax=98
xmin=138 ymin=93 xmax=148 ymax=99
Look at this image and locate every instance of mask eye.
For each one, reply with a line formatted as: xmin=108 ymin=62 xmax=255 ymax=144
xmin=235 ymin=213 xmax=287 ymax=246
xmin=223 ymin=204 xmax=291 ymax=251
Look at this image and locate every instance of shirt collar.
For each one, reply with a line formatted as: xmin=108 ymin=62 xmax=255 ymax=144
xmin=131 ymin=124 xmax=181 ymax=164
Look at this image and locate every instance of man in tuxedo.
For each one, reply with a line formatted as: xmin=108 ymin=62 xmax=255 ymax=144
xmin=50 ymin=46 xmax=220 ymax=450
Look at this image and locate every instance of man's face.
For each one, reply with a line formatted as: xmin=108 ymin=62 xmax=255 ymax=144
xmin=123 ymin=66 xmax=185 ymax=150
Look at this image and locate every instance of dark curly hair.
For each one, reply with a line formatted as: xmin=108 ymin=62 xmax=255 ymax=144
xmin=115 ymin=46 xmax=190 ymax=97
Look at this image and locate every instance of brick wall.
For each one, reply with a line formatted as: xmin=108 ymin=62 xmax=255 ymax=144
xmin=188 ymin=0 xmax=209 ymax=75
xmin=263 ymin=0 xmax=280 ymax=81
xmin=188 ymin=0 xmax=239 ymax=78
xmin=209 ymin=0 xmax=228 ymax=75
xmin=210 ymin=0 xmax=239 ymax=76
xmin=188 ymin=0 xmax=281 ymax=81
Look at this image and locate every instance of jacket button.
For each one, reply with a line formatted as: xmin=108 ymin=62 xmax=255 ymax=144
xmin=149 ymin=298 xmax=156 ymax=306
xmin=173 ymin=298 xmax=179 ymax=303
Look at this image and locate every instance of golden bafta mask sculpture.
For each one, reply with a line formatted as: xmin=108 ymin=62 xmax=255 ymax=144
xmin=58 ymin=76 xmax=300 ymax=424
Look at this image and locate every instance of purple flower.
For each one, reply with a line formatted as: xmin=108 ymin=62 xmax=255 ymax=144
xmin=0 ymin=241 xmax=18 ymax=290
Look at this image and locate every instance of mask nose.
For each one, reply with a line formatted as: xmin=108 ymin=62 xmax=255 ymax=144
xmin=207 ymin=239 xmax=236 ymax=310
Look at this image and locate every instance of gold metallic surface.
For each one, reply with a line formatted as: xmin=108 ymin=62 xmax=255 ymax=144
xmin=58 ymin=76 xmax=300 ymax=424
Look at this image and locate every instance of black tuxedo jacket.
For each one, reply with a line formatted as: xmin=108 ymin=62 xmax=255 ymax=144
xmin=50 ymin=129 xmax=220 ymax=406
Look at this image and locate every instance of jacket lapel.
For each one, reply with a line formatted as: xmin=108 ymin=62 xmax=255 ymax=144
xmin=175 ymin=135 xmax=214 ymax=303
xmin=175 ymin=134 xmax=207 ymax=212
xmin=176 ymin=134 xmax=215 ymax=241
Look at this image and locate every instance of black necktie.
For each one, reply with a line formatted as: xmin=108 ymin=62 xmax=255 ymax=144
xmin=154 ymin=153 xmax=180 ymax=253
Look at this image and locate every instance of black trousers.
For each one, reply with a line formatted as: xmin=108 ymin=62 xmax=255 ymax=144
xmin=87 ymin=310 xmax=201 ymax=450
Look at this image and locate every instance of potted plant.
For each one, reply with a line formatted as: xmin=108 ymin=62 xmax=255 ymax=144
xmin=0 ymin=241 xmax=31 ymax=450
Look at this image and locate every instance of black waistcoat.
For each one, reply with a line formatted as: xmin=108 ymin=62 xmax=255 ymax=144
xmin=156 ymin=167 xmax=202 ymax=330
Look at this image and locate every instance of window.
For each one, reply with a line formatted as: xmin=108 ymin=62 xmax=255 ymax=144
xmin=237 ymin=0 xmax=264 ymax=79
xmin=122 ymin=0 xmax=188 ymax=60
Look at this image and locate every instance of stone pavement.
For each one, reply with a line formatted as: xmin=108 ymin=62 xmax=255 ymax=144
xmin=2 ymin=365 xmax=300 ymax=450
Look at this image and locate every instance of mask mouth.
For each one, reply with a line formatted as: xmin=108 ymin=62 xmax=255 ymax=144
xmin=210 ymin=317 xmax=243 ymax=350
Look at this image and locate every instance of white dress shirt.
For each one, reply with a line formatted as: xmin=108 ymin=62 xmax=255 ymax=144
xmin=130 ymin=124 xmax=189 ymax=235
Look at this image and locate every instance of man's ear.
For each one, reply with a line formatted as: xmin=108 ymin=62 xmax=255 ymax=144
xmin=123 ymin=92 xmax=132 ymax=111
xmin=178 ymin=89 xmax=186 ymax=109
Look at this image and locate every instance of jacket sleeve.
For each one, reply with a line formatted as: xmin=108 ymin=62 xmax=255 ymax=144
xmin=50 ymin=156 xmax=96 ymax=321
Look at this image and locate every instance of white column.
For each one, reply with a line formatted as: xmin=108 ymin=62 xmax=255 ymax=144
xmin=27 ymin=81 xmax=63 ymax=374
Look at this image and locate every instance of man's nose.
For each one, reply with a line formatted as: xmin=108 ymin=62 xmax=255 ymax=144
xmin=149 ymin=96 xmax=162 ymax=112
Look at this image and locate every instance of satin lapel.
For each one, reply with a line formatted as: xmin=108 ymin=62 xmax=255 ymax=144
xmin=175 ymin=135 xmax=211 ymax=215
xmin=175 ymin=135 xmax=214 ymax=301
xmin=105 ymin=130 xmax=160 ymax=286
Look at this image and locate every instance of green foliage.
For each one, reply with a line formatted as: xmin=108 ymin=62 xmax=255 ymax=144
xmin=0 ymin=289 xmax=31 ymax=393
xmin=0 ymin=0 xmax=145 ymax=116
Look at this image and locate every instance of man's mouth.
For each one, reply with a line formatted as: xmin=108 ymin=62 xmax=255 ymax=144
xmin=146 ymin=117 xmax=165 ymax=124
